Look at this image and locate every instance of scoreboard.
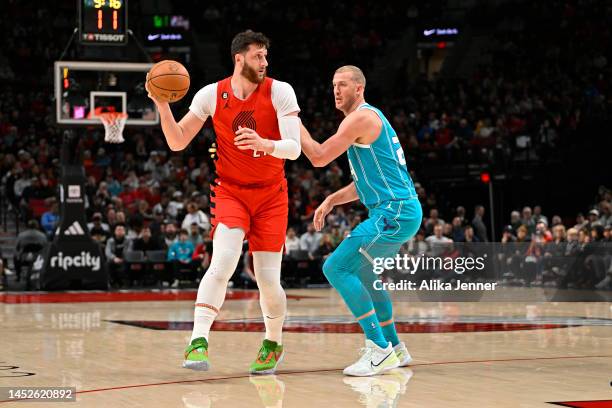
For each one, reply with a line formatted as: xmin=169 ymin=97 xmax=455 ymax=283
xmin=79 ymin=0 xmax=128 ymax=45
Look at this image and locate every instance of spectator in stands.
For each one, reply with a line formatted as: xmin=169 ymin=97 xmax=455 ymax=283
xmin=598 ymin=201 xmax=611 ymax=226
xmin=521 ymin=207 xmax=536 ymax=234
xmin=14 ymin=220 xmax=47 ymax=282
xmin=442 ymin=223 xmax=453 ymax=239
xmin=152 ymin=194 xmax=169 ymax=216
xmin=181 ymin=201 xmax=209 ymax=232
xmin=315 ymin=234 xmax=336 ymax=260
xmin=455 ymin=206 xmax=468 ymax=226
xmin=192 ymin=240 xmax=211 ymax=276
xmin=451 ymin=217 xmax=465 ymax=241
xmin=501 ymin=225 xmax=516 ymax=243
xmin=587 ymin=209 xmax=603 ymax=228
xmin=472 ymin=205 xmax=488 ymax=242
xmin=105 ymin=224 xmax=130 ymax=287
xmin=284 ymin=227 xmax=300 ymax=254
xmin=406 ymin=229 xmax=428 ymax=256
xmin=533 ymin=205 xmax=548 ymax=226
xmin=149 ymin=208 xmax=165 ymax=241
xmin=106 ymin=208 xmax=118 ymax=230
xmin=542 ymin=224 xmax=568 ymax=284
xmin=300 ymin=224 xmax=322 ymax=258
xmin=130 ymin=226 xmax=163 ymax=252
xmin=135 ymin=200 xmax=154 ymax=224
xmin=21 ymin=177 xmax=52 ymax=202
xmin=87 ymin=212 xmax=109 ymax=233
xmin=604 ymin=225 xmax=612 ymax=242
xmin=424 ymin=208 xmax=445 ymax=236
xmin=167 ymin=230 xmax=196 ymax=286
xmin=461 ymin=225 xmax=479 ymax=243
xmin=426 ymin=224 xmax=453 ymax=256
xmin=510 ymin=211 xmax=522 ymax=232
xmin=13 ymin=168 xmax=31 ymax=203
xmin=40 ymin=200 xmax=59 ymax=237
xmin=574 ymin=213 xmax=587 ymax=230
xmin=516 ymin=225 xmax=530 ymax=243
xmin=167 ymin=191 xmax=184 ymax=220
xmin=535 ymin=221 xmax=553 ymax=242
xmin=163 ymin=222 xmax=178 ymax=247
xmin=187 ymin=223 xmax=204 ymax=247
xmin=105 ymin=173 xmax=122 ymax=197
xmin=329 ymin=226 xmax=343 ymax=247
xmin=551 ymin=215 xmax=563 ymax=227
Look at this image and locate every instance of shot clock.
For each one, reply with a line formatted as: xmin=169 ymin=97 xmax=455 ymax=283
xmin=78 ymin=0 xmax=128 ymax=45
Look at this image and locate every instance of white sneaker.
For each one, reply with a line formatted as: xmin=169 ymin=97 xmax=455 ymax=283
xmin=343 ymin=340 xmax=400 ymax=377
xmin=393 ymin=342 xmax=413 ymax=367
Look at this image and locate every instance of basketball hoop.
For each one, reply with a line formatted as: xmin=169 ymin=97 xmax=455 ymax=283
xmin=99 ymin=112 xmax=128 ymax=144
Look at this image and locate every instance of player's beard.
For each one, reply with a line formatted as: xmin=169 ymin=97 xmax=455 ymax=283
xmin=241 ymin=63 xmax=266 ymax=84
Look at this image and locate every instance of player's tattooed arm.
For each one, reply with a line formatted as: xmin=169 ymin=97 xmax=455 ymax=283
xmin=300 ymin=110 xmax=380 ymax=167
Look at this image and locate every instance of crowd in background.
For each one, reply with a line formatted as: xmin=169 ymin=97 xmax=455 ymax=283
xmin=1 ymin=0 xmax=611 ymax=290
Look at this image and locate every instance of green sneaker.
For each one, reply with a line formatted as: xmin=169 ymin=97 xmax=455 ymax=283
xmin=183 ymin=337 xmax=210 ymax=371
xmin=249 ymin=339 xmax=284 ymax=375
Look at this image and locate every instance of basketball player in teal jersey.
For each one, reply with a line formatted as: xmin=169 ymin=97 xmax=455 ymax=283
xmin=300 ymin=65 xmax=422 ymax=376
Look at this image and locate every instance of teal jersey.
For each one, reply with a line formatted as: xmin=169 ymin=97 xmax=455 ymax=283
xmin=347 ymin=103 xmax=417 ymax=209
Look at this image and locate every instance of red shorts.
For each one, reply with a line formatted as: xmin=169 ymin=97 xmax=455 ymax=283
xmin=210 ymin=178 xmax=288 ymax=252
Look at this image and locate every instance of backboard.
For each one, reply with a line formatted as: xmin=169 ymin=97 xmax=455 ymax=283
xmin=54 ymin=61 xmax=159 ymax=126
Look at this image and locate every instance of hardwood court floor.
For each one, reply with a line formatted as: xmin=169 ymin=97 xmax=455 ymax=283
xmin=1 ymin=289 xmax=611 ymax=407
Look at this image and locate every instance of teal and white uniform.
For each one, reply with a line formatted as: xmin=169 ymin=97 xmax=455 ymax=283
xmin=344 ymin=103 xmax=422 ymax=247
xmin=322 ymin=102 xmax=423 ymax=348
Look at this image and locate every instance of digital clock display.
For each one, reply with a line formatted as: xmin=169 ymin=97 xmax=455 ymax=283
xmin=79 ymin=0 xmax=128 ymax=45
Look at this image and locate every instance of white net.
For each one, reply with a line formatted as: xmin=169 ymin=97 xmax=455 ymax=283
xmin=100 ymin=112 xmax=128 ymax=144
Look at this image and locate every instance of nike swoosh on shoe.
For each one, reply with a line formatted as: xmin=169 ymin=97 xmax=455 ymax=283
xmin=370 ymin=351 xmax=393 ymax=368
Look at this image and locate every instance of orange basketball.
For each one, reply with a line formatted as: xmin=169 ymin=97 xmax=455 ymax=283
xmin=147 ymin=60 xmax=190 ymax=103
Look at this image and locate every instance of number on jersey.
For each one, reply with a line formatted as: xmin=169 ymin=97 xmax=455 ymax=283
xmin=392 ymin=136 xmax=406 ymax=165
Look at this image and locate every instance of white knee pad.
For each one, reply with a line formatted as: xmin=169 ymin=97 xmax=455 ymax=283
xmin=253 ymin=251 xmax=286 ymax=343
xmin=253 ymin=251 xmax=286 ymax=314
xmin=197 ymin=224 xmax=245 ymax=307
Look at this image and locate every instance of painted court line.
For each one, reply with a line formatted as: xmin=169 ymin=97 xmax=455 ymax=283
xmin=1 ymin=354 xmax=610 ymax=403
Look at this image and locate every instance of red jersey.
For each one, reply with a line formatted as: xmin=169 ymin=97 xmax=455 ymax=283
xmin=212 ymin=77 xmax=284 ymax=186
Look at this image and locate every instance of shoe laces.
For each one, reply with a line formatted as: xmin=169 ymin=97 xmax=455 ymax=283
xmin=259 ymin=344 xmax=274 ymax=360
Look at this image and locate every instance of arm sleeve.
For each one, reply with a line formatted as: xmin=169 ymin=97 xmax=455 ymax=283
xmin=271 ymin=80 xmax=300 ymax=117
xmin=189 ymin=83 xmax=218 ymax=122
xmin=271 ymin=116 xmax=301 ymax=160
xmin=270 ymin=81 xmax=301 ymax=160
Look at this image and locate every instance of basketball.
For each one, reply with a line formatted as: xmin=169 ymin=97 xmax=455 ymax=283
xmin=147 ymin=60 xmax=190 ymax=103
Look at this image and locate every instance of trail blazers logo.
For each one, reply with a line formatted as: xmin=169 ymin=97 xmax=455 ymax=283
xmin=232 ymin=110 xmax=257 ymax=132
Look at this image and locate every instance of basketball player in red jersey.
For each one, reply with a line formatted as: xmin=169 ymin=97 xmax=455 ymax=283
xmin=146 ymin=30 xmax=301 ymax=374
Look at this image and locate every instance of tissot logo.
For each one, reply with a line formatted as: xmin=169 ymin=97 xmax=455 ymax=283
xmin=83 ymin=33 xmax=125 ymax=42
